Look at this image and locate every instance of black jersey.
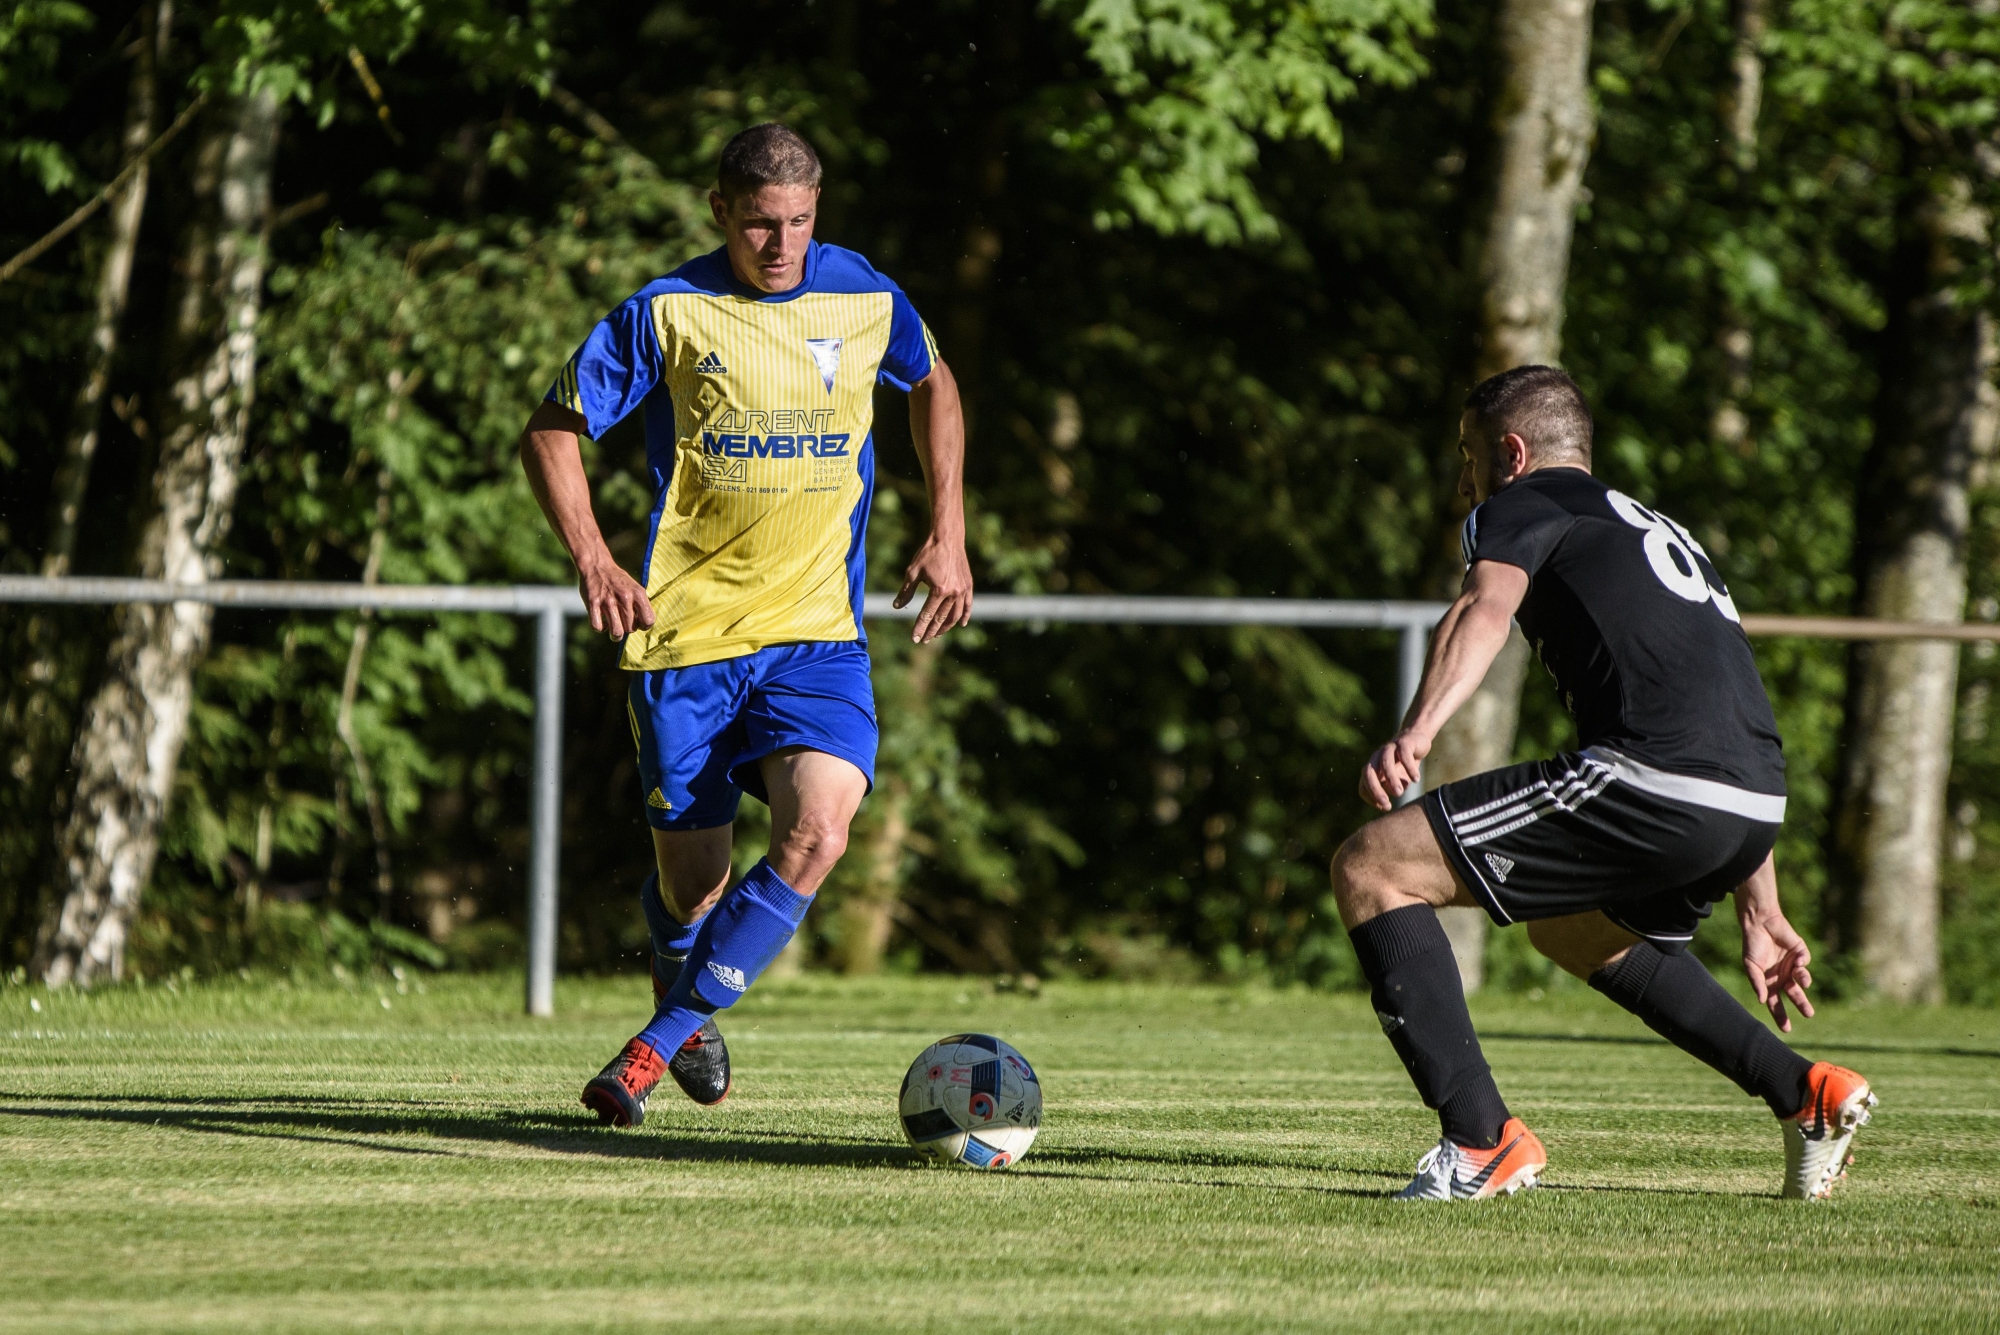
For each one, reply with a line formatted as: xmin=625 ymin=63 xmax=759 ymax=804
xmin=1461 ymin=467 xmax=1784 ymax=796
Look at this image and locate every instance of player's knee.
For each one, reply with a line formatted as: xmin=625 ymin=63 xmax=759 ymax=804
xmin=773 ymin=810 xmax=849 ymax=882
xmin=1330 ymin=830 xmax=1389 ymax=925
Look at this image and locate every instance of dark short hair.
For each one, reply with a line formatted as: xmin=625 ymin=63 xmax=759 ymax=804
xmin=1464 ymin=365 xmax=1593 ymax=462
xmin=717 ymin=123 xmax=822 ymax=200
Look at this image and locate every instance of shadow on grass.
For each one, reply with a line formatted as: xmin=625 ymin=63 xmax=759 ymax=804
xmin=0 ymin=1092 xmax=1443 ymax=1189
xmin=0 ymin=1092 xmax=910 ymax=1168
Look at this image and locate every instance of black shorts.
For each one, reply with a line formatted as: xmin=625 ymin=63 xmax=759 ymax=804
xmin=1419 ymin=747 xmax=1783 ymax=950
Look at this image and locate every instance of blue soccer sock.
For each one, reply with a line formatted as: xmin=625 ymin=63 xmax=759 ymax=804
xmin=637 ymin=859 xmax=810 ymax=1055
xmin=641 ymin=870 xmax=703 ymax=1000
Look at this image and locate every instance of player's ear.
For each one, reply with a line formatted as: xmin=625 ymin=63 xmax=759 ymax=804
xmin=1502 ymin=431 xmax=1532 ymax=479
xmin=709 ymin=190 xmax=730 ymax=228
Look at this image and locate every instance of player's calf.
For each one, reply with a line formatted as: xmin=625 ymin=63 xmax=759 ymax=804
xmin=1332 ymin=811 xmax=1519 ymax=1162
xmin=643 ymin=870 xmax=733 ymax=1106
xmin=584 ymin=859 xmax=810 ymax=1127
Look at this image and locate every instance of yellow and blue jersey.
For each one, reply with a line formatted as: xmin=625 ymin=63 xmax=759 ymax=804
xmin=547 ymin=241 xmax=939 ymax=671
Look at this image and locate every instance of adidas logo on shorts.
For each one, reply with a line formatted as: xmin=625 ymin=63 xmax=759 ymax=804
xmin=706 ymin=962 xmax=748 ymax=992
xmin=695 ymin=350 xmax=727 ymax=375
xmin=1484 ymin=852 xmax=1515 ymax=883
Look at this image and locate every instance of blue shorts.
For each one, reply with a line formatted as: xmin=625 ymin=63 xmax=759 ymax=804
xmin=629 ymin=640 xmax=878 ymax=831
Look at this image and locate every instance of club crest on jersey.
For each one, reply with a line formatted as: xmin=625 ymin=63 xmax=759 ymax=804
xmin=695 ymin=350 xmax=727 ymax=376
xmin=805 ymin=337 xmax=843 ymax=392
xmin=1484 ymin=852 xmax=1515 ymax=883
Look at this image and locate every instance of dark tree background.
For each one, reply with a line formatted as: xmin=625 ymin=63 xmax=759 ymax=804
xmin=4 ymin=0 xmax=1999 ymax=1001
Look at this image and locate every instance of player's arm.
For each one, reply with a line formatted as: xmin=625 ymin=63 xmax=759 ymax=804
xmin=1734 ymin=852 xmax=1814 ymax=1031
xmin=896 ymin=359 xmax=973 ymax=644
xmin=518 ymin=401 xmax=655 ymax=641
xmin=1360 ymin=559 xmax=1529 ymax=811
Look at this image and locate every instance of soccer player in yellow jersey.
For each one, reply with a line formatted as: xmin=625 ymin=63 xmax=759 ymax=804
xmin=519 ymin=124 xmax=971 ymax=1126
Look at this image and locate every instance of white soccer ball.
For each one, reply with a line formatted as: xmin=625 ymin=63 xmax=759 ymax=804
xmin=898 ymin=1033 xmax=1042 ymax=1169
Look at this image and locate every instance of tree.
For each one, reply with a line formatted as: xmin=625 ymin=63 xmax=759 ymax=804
xmin=1831 ymin=171 xmax=1998 ymax=1003
xmin=1802 ymin=1 xmax=2000 ymax=1001
xmin=34 ymin=84 xmax=280 ymax=985
xmin=1423 ymin=0 xmax=1596 ymax=991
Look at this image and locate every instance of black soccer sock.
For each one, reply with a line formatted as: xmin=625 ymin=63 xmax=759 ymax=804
xmin=1588 ymin=941 xmax=1812 ymax=1118
xmin=1350 ymin=904 xmax=1511 ymax=1149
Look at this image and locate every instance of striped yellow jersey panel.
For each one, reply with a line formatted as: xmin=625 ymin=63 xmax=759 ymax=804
xmin=547 ymin=243 xmax=937 ymax=672
xmin=624 ymin=289 xmax=891 ymax=669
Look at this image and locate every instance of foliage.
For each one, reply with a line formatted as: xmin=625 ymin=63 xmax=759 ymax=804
xmin=1047 ymin=0 xmax=1433 ymax=242
xmin=5 ymin=0 xmax=2000 ymax=998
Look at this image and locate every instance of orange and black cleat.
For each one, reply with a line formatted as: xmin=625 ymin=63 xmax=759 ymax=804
xmin=1782 ymin=1062 xmax=1875 ymax=1201
xmin=1394 ymin=1117 xmax=1548 ymax=1201
xmin=581 ymin=1038 xmax=668 ymax=1128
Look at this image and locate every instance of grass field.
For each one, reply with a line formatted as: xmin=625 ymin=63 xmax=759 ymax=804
xmin=2 ymin=972 xmax=1997 ymax=1333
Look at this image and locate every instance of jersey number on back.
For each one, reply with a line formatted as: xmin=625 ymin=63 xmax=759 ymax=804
xmin=1605 ymin=491 xmax=1741 ymax=624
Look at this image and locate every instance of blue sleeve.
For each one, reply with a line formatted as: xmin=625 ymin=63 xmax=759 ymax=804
xmin=877 ymin=286 xmax=938 ymax=391
xmin=546 ymin=293 xmax=662 ymax=438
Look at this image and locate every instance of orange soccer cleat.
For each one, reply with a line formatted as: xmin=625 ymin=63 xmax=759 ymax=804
xmin=581 ymin=1037 xmax=669 ymax=1128
xmin=1782 ymin=1062 xmax=1876 ymax=1201
xmin=1394 ymin=1117 xmax=1548 ymax=1201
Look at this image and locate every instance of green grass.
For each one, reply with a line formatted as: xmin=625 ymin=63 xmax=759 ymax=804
xmin=1 ymin=974 xmax=1996 ymax=1333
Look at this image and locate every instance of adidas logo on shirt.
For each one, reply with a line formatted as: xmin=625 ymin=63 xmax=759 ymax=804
xmin=706 ymin=962 xmax=748 ymax=992
xmin=1484 ymin=852 xmax=1515 ymax=883
xmin=695 ymin=350 xmax=727 ymax=375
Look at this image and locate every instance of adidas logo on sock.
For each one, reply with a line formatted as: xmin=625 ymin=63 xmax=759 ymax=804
xmin=1374 ymin=1008 xmax=1405 ymax=1036
xmin=706 ymin=962 xmax=748 ymax=992
xmin=695 ymin=350 xmax=727 ymax=375
xmin=1484 ymin=852 xmax=1515 ymax=883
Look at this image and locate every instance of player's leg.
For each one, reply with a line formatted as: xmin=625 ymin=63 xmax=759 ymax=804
xmin=1528 ymin=907 xmax=1873 ymax=1199
xmin=582 ymin=662 xmax=748 ymax=1126
xmin=1528 ymin=910 xmax=1813 ymax=1115
xmin=638 ymin=826 xmax=735 ymax=1105
xmin=633 ymin=750 xmax=864 ymax=1055
xmin=1331 ymin=806 xmax=1545 ymax=1199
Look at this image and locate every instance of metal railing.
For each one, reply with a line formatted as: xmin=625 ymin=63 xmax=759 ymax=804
xmin=5 ymin=572 xmax=1996 ymax=1014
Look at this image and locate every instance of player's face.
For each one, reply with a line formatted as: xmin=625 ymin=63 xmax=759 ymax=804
xmin=1458 ymin=411 xmax=1500 ymax=505
xmin=712 ymin=184 xmax=819 ymax=294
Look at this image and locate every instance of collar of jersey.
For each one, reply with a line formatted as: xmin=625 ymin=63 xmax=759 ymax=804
xmin=712 ymin=240 xmax=820 ymax=303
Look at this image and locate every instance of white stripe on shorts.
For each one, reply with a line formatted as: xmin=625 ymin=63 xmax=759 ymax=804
xmin=1447 ymin=759 xmax=1612 ymax=845
xmin=1579 ymin=747 xmax=1786 ymax=824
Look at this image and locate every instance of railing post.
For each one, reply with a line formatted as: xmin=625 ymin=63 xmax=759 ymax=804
xmin=1393 ymin=620 xmax=1428 ymax=808
xmin=526 ymin=603 xmax=565 ymax=1017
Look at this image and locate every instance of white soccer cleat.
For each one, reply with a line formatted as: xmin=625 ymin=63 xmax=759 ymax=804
xmin=1394 ymin=1117 xmax=1547 ymax=1201
xmin=1782 ymin=1062 xmax=1876 ymax=1201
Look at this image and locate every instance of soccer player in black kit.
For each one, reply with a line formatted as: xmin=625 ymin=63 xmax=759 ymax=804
xmin=1333 ymin=366 xmax=1874 ymax=1201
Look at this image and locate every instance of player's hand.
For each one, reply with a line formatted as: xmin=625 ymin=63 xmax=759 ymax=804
xmin=1740 ymin=904 xmax=1814 ymax=1032
xmin=577 ymin=554 xmax=655 ymax=642
xmin=1360 ymin=732 xmax=1429 ymax=811
xmin=895 ymin=531 xmax=973 ymax=644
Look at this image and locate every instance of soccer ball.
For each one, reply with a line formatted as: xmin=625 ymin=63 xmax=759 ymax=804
xmin=898 ymin=1033 xmax=1042 ymax=1169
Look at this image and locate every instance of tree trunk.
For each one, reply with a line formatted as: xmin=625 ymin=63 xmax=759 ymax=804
xmin=831 ymin=642 xmax=938 ymax=974
xmin=0 ymin=1 xmax=167 ymax=960
xmin=33 ymin=86 xmax=281 ymax=987
xmin=43 ymin=0 xmax=165 ymax=577
xmin=1474 ymin=0 xmax=1598 ymax=379
xmin=1831 ymin=177 xmax=1999 ymax=1005
xmin=1426 ymin=0 xmax=1597 ymax=992
xmin=1711 ymin=0 xmax=1766 ymax=459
